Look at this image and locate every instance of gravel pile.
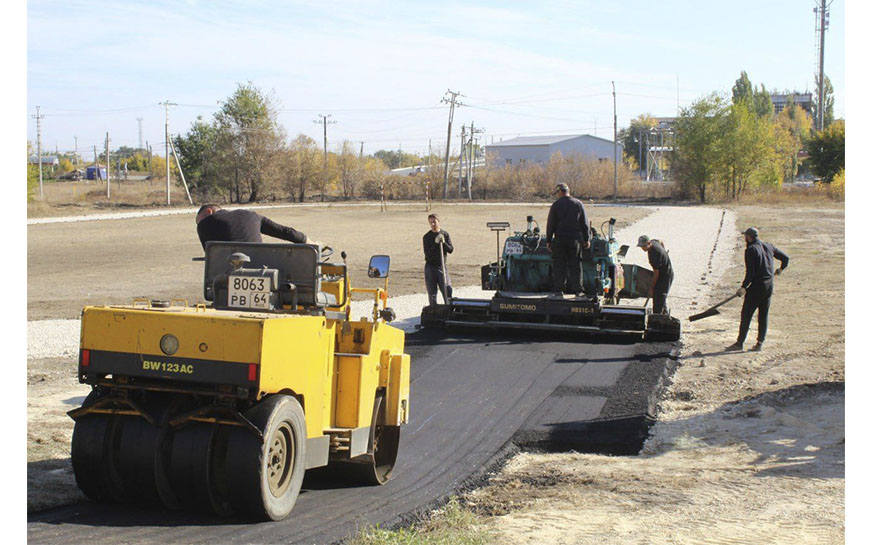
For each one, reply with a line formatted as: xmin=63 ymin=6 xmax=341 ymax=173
xmin=27 ymin=206 xmax=735 ymax=359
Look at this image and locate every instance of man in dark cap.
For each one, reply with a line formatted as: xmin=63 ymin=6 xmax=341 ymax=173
xmin=638 ymin=235 xmax=673 ymax=314
xmin=546 ymin=183 xmax=590 ymax=295
xmin=726 ymin=227 xmax=789 ymax=352
xmin=196 ymin=204 xmax=318 ymax=250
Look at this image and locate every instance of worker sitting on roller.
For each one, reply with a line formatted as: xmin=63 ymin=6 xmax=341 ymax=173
xmin=638 ymin=235 xmax=674 ymax=314
xmin=195 ymin=204 xmax=320 ymax=249
xmin=546 ymin=183 xmax=590 ymax=295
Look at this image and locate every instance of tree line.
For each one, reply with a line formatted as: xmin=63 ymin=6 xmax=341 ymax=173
xmin=668 ymin=71 xmax=843 ymax=202
xmin=172 ymin=83 xmax=445 ymax=204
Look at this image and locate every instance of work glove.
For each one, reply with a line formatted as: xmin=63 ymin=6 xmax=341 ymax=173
xmin=774 ymin=267 xmax=783 ymax=276
xmin=736 ymin=287 xmax=746 ymax=297
xmin=434 ymin=233 xmax=445 ymax=244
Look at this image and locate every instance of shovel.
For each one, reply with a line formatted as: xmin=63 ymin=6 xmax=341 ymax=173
xmin=689 ymin=293 xmax=739 ymax=322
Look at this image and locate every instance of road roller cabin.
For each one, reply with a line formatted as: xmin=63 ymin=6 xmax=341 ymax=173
xmin=68 ymin=242 xmax=411 ymax=521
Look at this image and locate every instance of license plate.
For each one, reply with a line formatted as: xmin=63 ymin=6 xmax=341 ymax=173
xmin=504 ymin=241 xmax=523 ymax=255
xmin=228 ymin=276 xmax=272 ymax=309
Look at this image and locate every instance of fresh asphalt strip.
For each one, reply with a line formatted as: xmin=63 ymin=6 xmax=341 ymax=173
xmin=27 ymin=328 xmax=678 ymax=544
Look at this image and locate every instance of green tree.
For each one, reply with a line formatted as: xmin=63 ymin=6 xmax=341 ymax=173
xmin=373 ymin=149 xmax=422 ymax=170
xmin=212 ymin=82 xmax=286 ymax=203
xmin=732 ymin=71 xmax=773 ymax=118
xmin=27 ymin=141 xmax=39 ymax=201
xmin=721 ymin=100 xmax=777 ymax=198
xmin=671 ymin=94 xmax=730 ymax=202
xmin=810 ymin=74 xmax=835 ymax=129
xmin=807 ymin=119 xmax=845 ymax=182
xmin=173 ymin=116 xmax=219 ymax=197
xmin=732 ymin=71 xmax=754 ymax=105
xmin=618 ymin=114 xmax=658 ymax=172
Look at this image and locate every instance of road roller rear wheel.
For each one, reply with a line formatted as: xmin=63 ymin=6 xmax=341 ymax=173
xmin=224 ymin=395 xmax=307 ymax=521
xmin=167 ymin=423 xmax=232 ymax=516
xmin=336 ymin=392 xmax=400 ymax=485
xmin=70 ymin=392 xmax=124 ymax=503
xmin=116 ymin=415 xmax=164 ymax=505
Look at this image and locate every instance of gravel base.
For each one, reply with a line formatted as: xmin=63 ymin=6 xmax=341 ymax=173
xmin=27 ymin=206 xmax=735 ymax=359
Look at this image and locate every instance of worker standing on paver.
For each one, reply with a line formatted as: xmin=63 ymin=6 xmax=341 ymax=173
xmin=423 ymin=213 xmax=454 ymax=306
xmin=546 ymin=183 xmax=590 ymax=295
xmin=638 ymin=235 xmax=674 ymax=314
xmin=726 ymin=227 xmax=789 ymax=352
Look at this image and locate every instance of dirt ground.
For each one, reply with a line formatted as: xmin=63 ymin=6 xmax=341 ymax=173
xmin=26 ymin=202 xmax=649 ymax=512
xmin=464 ymin=205 xmax=845 ymax=544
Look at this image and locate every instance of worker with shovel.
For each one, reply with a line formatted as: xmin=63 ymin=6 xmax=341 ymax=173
xmin=423 ymin=213 xmax=454 ymax=306
xmin=726 ymin=227 xmax=789 ymax=352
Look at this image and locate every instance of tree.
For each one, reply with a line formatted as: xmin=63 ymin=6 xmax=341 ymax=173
xmin=618 ymin=114 xmax=658 ymax=172
xmin=732 ymin=71 xmax=773 ymax=118
xmin=27 ymin=141 xmax=38 ymax=201
xmin=810 ymin=74 xmax=835 ymax=129
xmin=212 ymin=82 xmax=286 ymax=203
xmin=670 ymin=94 xmax=730 ymax=202
xmin=732 ymin=71 xmax=754 ymax=105
xmin=336 ymin=140 xmax=361 ymax=198
xmin=807 ymin=119 xmax=845 ymax=182
xmin=773 ymin=104 xmax=812 ymax=183
xmin=173 ymin=116 xmax=218 ymax=197
xmin=721 ymin=100 xmax=777 ymax=198
xmin=285 ymin=134 xmax=320 ymax=202
xmin=373 ymin=149 xmax=422 ymax=170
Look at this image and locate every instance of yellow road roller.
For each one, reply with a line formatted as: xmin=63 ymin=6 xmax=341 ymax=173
xmin=68 ymin=242 xmax=410 ymax=521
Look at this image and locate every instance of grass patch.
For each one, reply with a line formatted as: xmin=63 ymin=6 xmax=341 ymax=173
xmin=348 ymin=498 xmax=495 ymax=545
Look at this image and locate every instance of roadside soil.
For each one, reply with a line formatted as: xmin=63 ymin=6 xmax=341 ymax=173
xmin=26 ymin=202 xmax=648 ymax=512
xmin=466 ymin=204 xmax=845 ymax=544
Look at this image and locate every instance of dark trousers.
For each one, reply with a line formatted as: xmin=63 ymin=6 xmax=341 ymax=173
xmin=425 ymin=262 xmax=452 ymax=305
xmin=653 ymin=272 xmax=674 ymax=314
xmin=551 ymin=237 xmax=582 ymax=293
xmin=738 ymin=282 xmax=773 ymax=343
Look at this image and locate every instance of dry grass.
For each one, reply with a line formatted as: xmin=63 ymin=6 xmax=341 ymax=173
xmin=348 ymin=498 xmax=494 ymax=545
xmin=27 ymin=178 xmax=190 ymax=217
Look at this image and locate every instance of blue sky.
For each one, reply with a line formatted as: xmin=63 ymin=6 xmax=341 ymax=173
xmin=26 ymin=0 xmax=847 ymax=157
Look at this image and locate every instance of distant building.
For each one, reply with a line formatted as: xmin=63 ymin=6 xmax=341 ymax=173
xmin=771 ymin=92 xmax=814 ymax=115
xmin=486 ymin=134 xmax=623 ymax=166
xmin=28 ymin=155 xmax=59 ymax=166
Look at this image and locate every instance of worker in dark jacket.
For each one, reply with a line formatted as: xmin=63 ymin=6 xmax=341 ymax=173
xmin=638 ymin=235 xmax=673 ymax=314
xmin=422 ymin=213 xmax=454 ymax=306
xmin=726 ymin=227 xmax=789 ymax=352
xmin=196 ymin=204 xmax=316 ymax=249
xmin=546 ymin=183 xmax=590 ymax=295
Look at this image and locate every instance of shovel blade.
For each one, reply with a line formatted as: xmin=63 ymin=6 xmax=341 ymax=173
xmin=689 ymin=307 xmax=720 ymax=322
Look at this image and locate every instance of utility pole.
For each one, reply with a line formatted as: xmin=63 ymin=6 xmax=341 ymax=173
xmin=105 ymin=132 xmax=111 ymax=199
xmin=458 ymin=124 xmax=466 ymax=197
xmin=159 ymin=101 xmax=177 ymax=205
xmin=314 ymin=114 xmax=337 ymax=202
xmin=137 ymin=117 xmax=144 ymax=150
xmin=612 ymin=81 xmax=618 ymax=202
xmin=441 ymin=89 xmax=463 ymax=200
xmin=32 ymin=106 xmax=45 ymax=198
xmin=814 ymin=0 xmax=831 ymax=131
xmin=147 ymin=141 xmax=153 ymax=178
xmin=469 ymin=124 xmax=484 ymax=200
xmin=74 ymin=136 xmax=78 ymax=165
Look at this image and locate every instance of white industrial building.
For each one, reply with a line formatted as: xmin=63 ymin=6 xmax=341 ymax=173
xmin=486 ymin=134 xmax=622 ymax=166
